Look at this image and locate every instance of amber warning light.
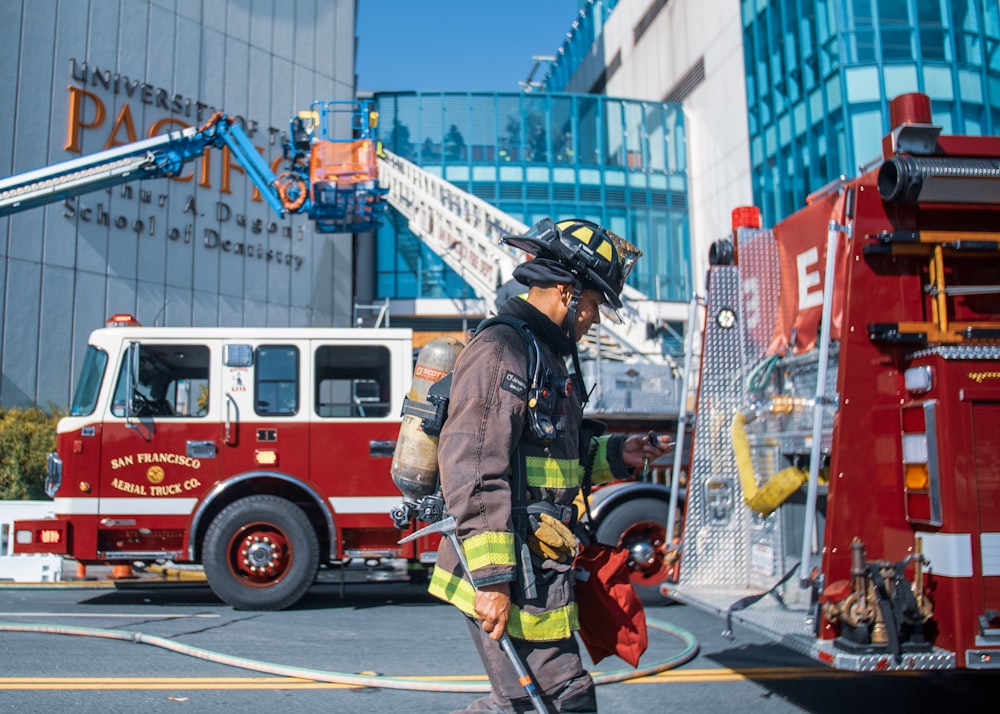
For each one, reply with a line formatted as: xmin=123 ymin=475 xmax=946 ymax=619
xmin=15 ymin=526 xmax=62 ymax=546
xmin=106 ymin=313 xmax=142 ymax=327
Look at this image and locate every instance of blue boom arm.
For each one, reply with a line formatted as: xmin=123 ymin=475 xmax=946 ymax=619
xmin=0 ymin=113 xmax=286 ymax=218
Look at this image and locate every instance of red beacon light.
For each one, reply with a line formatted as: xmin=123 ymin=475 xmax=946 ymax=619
xmin=731 ymin=205 xmax=762 ymax=231
xmin=106 ymin=313 xmax=142 ymax=327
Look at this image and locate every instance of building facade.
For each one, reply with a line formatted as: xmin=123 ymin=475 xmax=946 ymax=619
xmin=0 ymin=0 xmax=358 ymax=408
xmin=742 ymin=0 xmax=1000 ymax=226
xmin=545 ymin=0 xmax=752 ymax=295
xmin=543 ymin=0 xmax=1000 ymax=282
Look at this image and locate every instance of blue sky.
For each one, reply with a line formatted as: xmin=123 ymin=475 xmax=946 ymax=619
xmin=356 ymin=1 xmax=582 ymax=93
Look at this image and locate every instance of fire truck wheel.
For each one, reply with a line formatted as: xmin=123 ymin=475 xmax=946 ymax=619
xmin=202 ymin=495 xmax=320 ymax=611
xmin=594 ymin=497 xmax=672 ymax=587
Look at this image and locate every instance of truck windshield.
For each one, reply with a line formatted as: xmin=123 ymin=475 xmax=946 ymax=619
xmin=69 ymin=346 xmax=108 ymax=416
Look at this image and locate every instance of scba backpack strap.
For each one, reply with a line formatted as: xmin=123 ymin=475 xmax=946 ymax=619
xmin=402 ymin=315 xmax=539 ymax=438
xmin=473 ymin=315 xmax=549 ymax=599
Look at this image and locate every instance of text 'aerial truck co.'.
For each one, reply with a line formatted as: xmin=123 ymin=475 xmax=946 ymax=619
xmin=6 ymin=96 xmax=682 ymax=611
xmin=667 ymin=93 xmax=1000 ymax=672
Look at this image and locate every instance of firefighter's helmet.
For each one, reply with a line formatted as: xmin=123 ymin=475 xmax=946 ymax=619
xmin=502 ymin=217 xmax=641 ymax=311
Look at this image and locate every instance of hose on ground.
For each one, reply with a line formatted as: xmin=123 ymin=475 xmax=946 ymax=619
xmin=0 ymin=616 xmax=697 ymax=692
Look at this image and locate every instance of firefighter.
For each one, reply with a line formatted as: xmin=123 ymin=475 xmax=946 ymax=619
xmin=429 ymin=217 xmax=672 ymax=712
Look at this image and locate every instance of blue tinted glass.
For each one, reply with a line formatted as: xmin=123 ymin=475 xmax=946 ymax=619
xmin=256 ymin=346 xmax=298 ymax=416
xmin=69 ymin=347 xmax=107 ymax=417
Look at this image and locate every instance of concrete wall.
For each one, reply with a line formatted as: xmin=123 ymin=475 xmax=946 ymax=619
xmin=561 ymin=0 xmax=754 ymax=294
xmin=0 ymin=0 xmax=358 ymax=409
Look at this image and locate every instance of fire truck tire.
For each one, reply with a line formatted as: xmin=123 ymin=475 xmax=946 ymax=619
xmin=202 ymin=495 xmax=319 ymax=611
xmin=594 ymin=497 xmax=672 ymax=587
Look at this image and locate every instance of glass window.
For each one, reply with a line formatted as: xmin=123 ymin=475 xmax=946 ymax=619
xmin=846 ymin=66 xmax=881 ymax=102
xmin=962 ymin=103 xmax=984 ymax=134
xmin=958 ymin=69 xmax=983 ymax=103
xmin=112 ymin=344 xmax=210 ymax=418
xmin=851 ymin=108 xmax=884 ymax=161
xmin=70 ymin=346 xmax=107 ymax=417
xmin=851 ymin=0 xmax=873 ymax=26
xmin=882 ymin=28 xmax=915 ymax=59
xmin=255 ymin=346 xmax=298 ymax=417
xmin=624 ymin=103 xmax=644 ymax=169
xmin=315 ymin=345 xmax=391 ymax=418
xmin=552 ymin=96 xmax=575 ymax=165
xmin=645 ymin=103 xmax=665 ymax=172
xmin=524 ymin=96 xmax=550 ymax=164
xmin=878 ymin=0 xmax=910 ymax=25
xmin=577 ymin=96 xmax=601 ymax=167
xmin=884 ymin=64 xmax=919 ymax=97
xmin=918 ymin=28 xmax=948 ymax=60
xmin=846 ymin=29 xmax=878 ymax=61
xmin=923 ymin=65 xmax=955 ymax=100
xmin=915 ymin=0 xmax=943 ymax=25
xmin=955 ymin=31 xmax=983 ymax=65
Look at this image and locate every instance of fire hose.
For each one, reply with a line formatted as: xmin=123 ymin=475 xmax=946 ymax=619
xmin=0 ymin=617 xmax=697 ymax=692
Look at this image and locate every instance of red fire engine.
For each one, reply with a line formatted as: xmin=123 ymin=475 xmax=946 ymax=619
xmin=667 ymin=93 xmax=1000 ymax=670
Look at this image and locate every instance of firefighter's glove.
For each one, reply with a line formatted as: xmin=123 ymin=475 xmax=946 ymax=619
xmin=528 ymin=513 xmax=578 ymax=563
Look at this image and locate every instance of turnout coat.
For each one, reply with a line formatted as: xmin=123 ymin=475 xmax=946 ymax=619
xmin=427 ymin=298 xmax=632 ymax=641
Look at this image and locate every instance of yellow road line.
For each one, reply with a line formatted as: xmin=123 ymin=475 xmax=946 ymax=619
xmin=0 ymin=668 xmax=865 ymax=690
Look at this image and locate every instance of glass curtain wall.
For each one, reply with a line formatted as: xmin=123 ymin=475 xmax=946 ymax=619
xmin=373 ymin=91 xmax=689 ymax=304
xmin=742 ymin=0 xmax=1000 ymax=226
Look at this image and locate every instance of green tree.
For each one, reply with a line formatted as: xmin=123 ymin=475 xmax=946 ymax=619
xmin=0 ymin=407 xmax=60 ymax=500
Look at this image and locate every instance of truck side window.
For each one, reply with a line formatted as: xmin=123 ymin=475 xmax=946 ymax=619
xmin=111 ymin=344 xmax=210 ymax=417
xmin=256 ymin=345 xmax=299 ymax=416
xmin=70 ymin=346 xmax=108 ymax=416
xmin=315 ymin=345 xmax=390 ymax=418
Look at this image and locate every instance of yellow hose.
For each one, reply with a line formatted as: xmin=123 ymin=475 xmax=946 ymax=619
xmin=730 ymin=411 xmax=808 ymax=517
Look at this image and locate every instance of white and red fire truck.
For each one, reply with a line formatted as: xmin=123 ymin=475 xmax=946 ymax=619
xmin=668 ymin=93 xmax=1000 ymax=671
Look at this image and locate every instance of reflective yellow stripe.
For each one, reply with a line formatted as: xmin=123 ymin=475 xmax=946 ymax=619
xmin=462 ymin=531 xmax=516 ymax=571
xmin=507 ymin=601 xmax=579 ymax=641
xmin=590 ymin=435 xmax=615 ymax=485
xmin=596 ymin=239 xmax=613 ymax=261
xmin=428 ymin=565 xmax=476 ymax=613
xmin=427 ymin=567 xmax=579 ymax=641
xmin=525 ymin=456 xmax=583 ymax=489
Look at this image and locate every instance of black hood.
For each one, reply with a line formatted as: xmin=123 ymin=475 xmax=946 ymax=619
xmin=496 ymin=296 xmax=576 ymax=358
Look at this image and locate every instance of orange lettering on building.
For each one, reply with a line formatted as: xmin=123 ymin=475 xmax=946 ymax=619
xmin=64 ymin=85 xmax=106 ymax=152
xmin=104 ymin=103 xmax=140 ymax=149
xmin=220 ymin=145 xmax=244 ymax=195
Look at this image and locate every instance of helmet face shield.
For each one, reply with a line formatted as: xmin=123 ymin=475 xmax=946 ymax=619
xmin=598 ymin=300 xmax=624 ymax=325
xmin=605 ymin=229 xmax=641 ymax=285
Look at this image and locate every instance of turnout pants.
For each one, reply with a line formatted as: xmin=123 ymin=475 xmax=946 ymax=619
xmin=455 ymin=616 xmax=597 ymax=713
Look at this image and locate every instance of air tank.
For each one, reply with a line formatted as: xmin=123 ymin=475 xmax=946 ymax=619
xmin=391 ymin=336 xmax=464 ymax=502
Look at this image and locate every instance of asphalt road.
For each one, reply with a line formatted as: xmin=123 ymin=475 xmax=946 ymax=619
xmin=0 ymin=575 xmax=994 ymax=713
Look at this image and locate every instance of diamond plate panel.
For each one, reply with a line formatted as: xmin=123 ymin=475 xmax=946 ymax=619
xmin=678 ymin=265 xmax=749 ymax=587
xmin=680 ymin=227 xmax=831 ymax=597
